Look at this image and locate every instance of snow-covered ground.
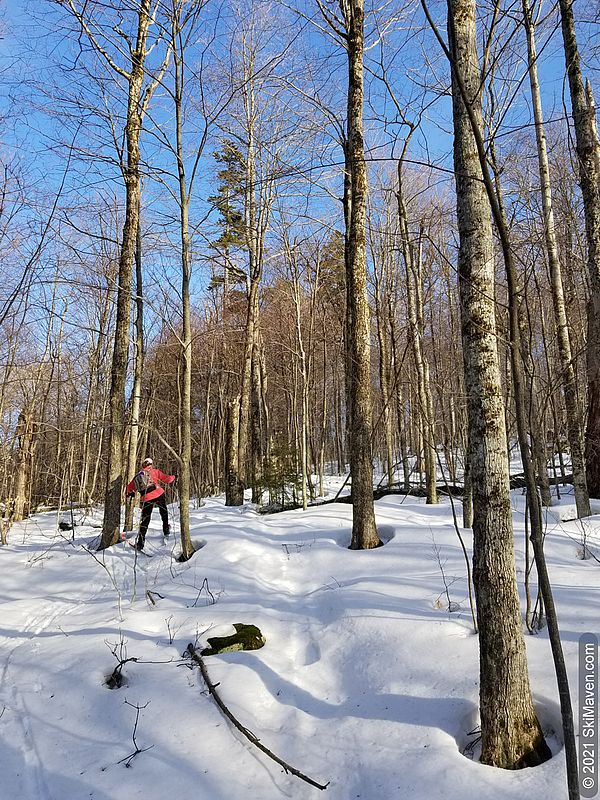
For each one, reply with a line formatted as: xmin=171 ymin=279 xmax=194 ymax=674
xmin=0 ymin=487 xmax=598 ymax=800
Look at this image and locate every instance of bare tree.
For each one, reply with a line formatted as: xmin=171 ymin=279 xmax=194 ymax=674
xmin=160 ymin=0 xmax=215 ymax=560
xmin=423 ymin=0 xmax=551 ymax=768
xmin=522 ymin=0 xmax=590 ymax=517
xmin=557 ymin=0 xmax=600 ymax=497
xmin=396 ymin=157 xmax=438 ymax=504
xmin=124 ymin=211 xmax=145 ymax=532
xmin=318 ymin=0 xmax=381 ymax=548
xmin=210 ymin=9 xmax=279 ymax=505
xmin=54 ymin=0 xmax=172 ymax=549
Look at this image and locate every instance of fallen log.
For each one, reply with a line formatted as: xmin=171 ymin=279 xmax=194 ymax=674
xmin=185 ymin=644 xmax=329 ymax=791
xmin=258 ymin=472 xmax=578 ymax=514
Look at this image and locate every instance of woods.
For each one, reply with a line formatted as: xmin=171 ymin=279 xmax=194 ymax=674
xmin=5 ymin=1 xmax=595 ymax=517
xmin=1 ymin=0 xmax=599 ymax=791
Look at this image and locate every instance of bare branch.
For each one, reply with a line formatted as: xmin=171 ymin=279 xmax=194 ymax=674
xmin=186 ymin=645 xmax=329 ymax=790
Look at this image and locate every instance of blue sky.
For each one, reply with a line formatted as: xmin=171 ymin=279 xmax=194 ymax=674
xmin=0 ymin=0 xmax=596 ymax=316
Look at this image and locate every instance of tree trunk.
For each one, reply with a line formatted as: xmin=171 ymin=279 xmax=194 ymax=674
xmin=124 ymin=209 xmax=145 ymax=532
xmin=462 ymin=444 xmax=473 ymax=528
xmin=178 ymin=189 xmax=194 ymax=559
xmin=291 ymin=250 xmax=310 ymax=509
xmin=172 ymin=14 xmax=195 ymax=560
xmin=374 ymin=265 xmax=394 ymax=488
xmin=79 ymin=270 xmax=113 ymax=506
xmin=586 ymin=81 xmax=600 ymax=180
xmin=237 ymin=277 xmax=259 ymax=500
xmin=250 ymin=351 xmax=264 ymax=505
xmin=13 ymin=408 xmax=35 ymax=522
xmin=388 ymin=296 xmax=411 ymax=491
xmin=334 ymin=368 xmax=346 ymax=474
xmin=342 ymin=0 xmax=380 ymax=549
xmin=557 ymin=0 xmax=600 ymax=497
xmin=236 ymin=58 xmax=273 ymax=503
xmin=100 ymin=2 xmax=153 ymax=549
xmin=447 ymin=0 xmax=549 ymax=768
xmin=524 ymin=0 xmax=590 ymax=516
xmin=397 ymin=175 xmax=437 ymax=504
xmin=225 ymin=396 xmax=244 ymax=506
xmin=319 ymin=331 xmax=328 ymax=497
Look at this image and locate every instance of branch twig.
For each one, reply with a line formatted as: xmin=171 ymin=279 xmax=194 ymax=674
xmin=117 ymin=700 xmax=154 ymax=767
xmin=186 ymin=645 xmax=329 ymax=791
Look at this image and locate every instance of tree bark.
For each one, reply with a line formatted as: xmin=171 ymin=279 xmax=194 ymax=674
xmin=557 ymin=0 xmax=600 ymax=497
xmin=79 ymin=270 xmax=113 ymax=507
xmin=124 ymin=208 xmax=145 ymax=532
xmin=13 ymin=408 xmax=35 ymax=522
xmin=447 ymin=0 xmax=549 ymax=768
xmin=100 ymin=2 xmax=154 ymax=549
xmin=250 ymin=349 xmax=265 ymax=505
xmin=225 ymin=396 xmax=244 ymax=506
xmin=373 ymin=251 xmax=395 ymax=488
xmin=397 ymin=174 xmax=437 ymax=504
xmin=341 ymin=0 xmax=380 ymax=549
xmin=178 ymin=185 xmax=194 ymax=559
xmin=387 ymin=296 xmax=411 ymax=491
xmin=233 ymin=50 xmax=275 ymax=503
xmin=523 ymin=0 xmax=590 ymax=517
xmin=172 ymin=7 xmax=195 ymax=560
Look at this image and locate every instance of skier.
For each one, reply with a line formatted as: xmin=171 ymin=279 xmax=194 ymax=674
xmin=126 ymin=457 xmax=176 ymax=550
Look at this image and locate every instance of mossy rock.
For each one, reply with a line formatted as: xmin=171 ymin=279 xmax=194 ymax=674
xmin=201 ymin=623 xmax=265 ymax=656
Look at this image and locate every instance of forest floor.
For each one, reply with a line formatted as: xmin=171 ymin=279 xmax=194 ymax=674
xmin=0 ymin=479 xmax=598 ymax=800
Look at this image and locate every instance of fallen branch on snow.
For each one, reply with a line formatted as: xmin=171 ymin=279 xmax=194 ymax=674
xmin=185 ymin=644 xmax=329 ymax=791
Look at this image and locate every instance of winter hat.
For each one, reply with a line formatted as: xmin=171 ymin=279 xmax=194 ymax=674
xmin=142 ymin=457 xmax=153 ymax=466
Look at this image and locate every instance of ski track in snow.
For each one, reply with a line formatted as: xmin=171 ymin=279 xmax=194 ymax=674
xmin=2 ymin=649 xmax=51 ymax=800
xmin=0 ymin=537 xmax=108 ymax=800
xmin=0 ymin=519 xmax=180 ymax=799
xmin=0 ymin=599 xmax=85 ymax=800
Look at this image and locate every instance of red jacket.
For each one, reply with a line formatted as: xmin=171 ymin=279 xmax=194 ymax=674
xmin=126 ymin=466 xmax=175 ymax=503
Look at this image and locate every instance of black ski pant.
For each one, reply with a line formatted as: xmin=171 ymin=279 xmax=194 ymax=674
xmin=139 ymin=493 xmax=169 ymax=542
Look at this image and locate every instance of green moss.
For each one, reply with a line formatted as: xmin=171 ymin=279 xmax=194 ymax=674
xmin=201 ymin=623 xmax=265 ymax=656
